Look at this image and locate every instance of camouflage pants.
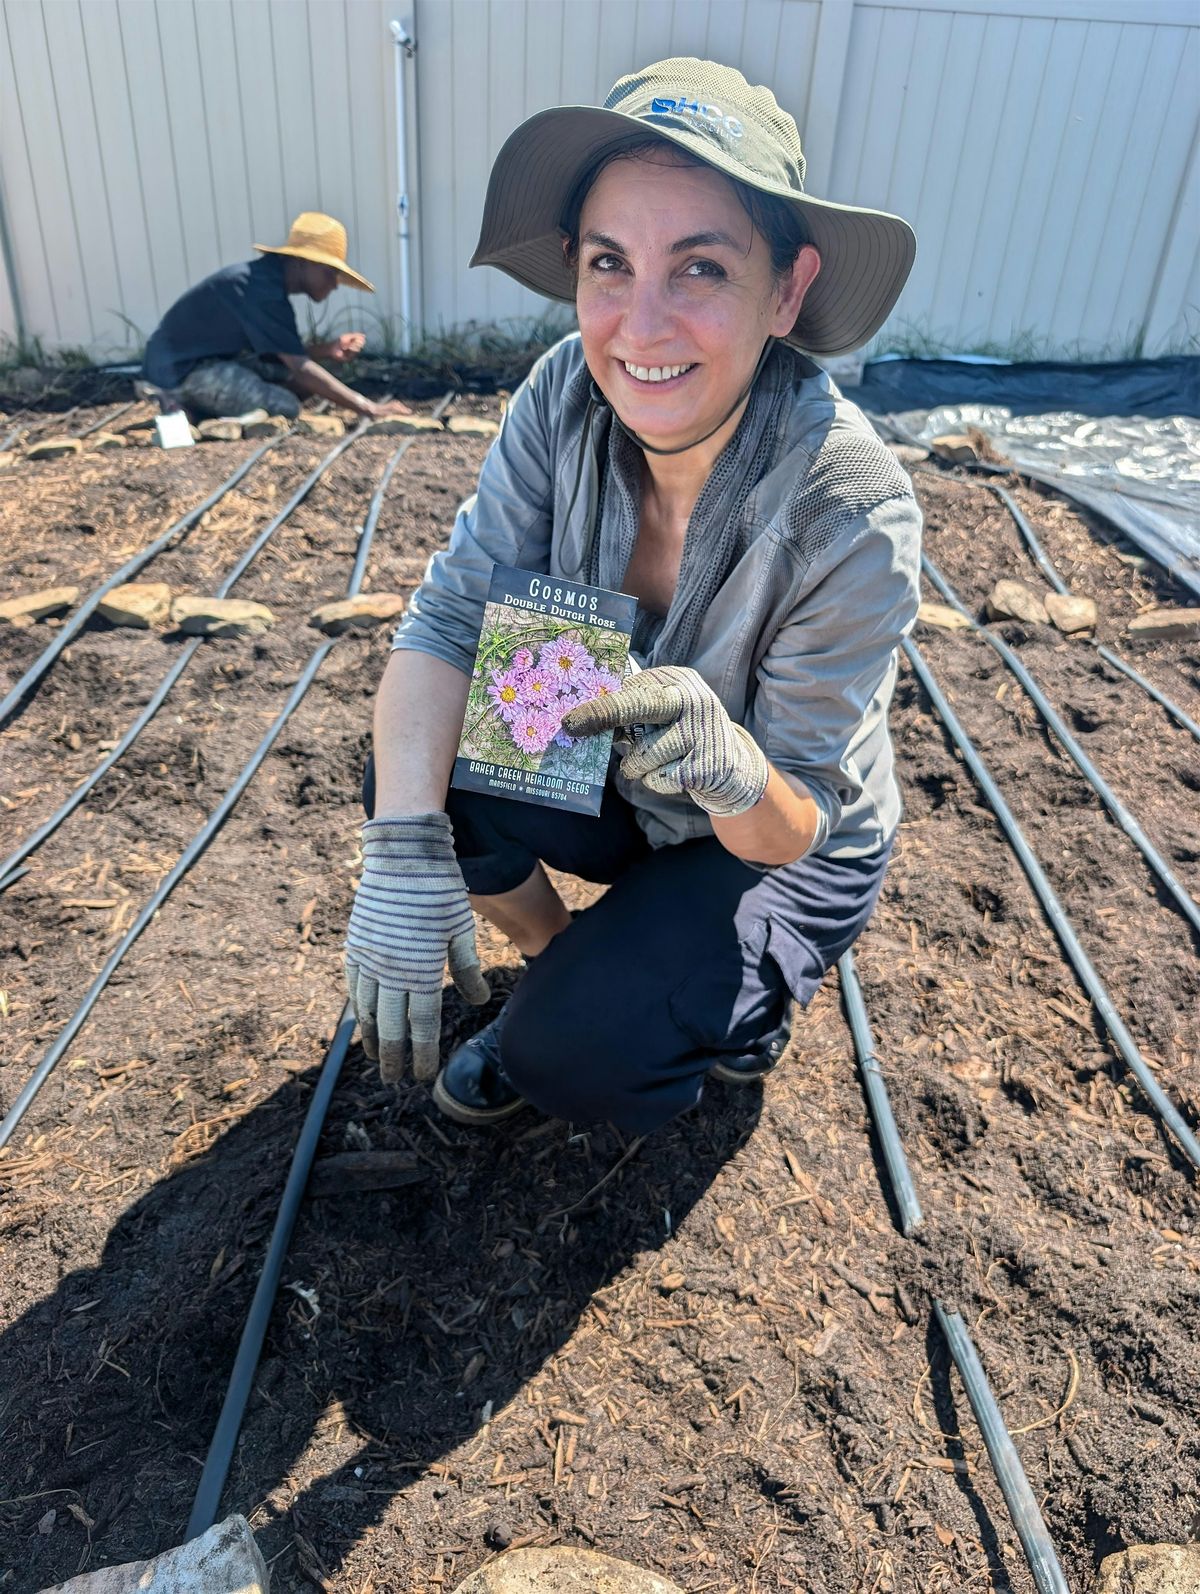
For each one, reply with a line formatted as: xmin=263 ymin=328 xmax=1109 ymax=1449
xmin=177 ymin=358 xmax=301 ymax=421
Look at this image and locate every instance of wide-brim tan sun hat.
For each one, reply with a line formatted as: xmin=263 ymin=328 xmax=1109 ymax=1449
xmin=472 ymin=58 xmax=915 ymax=357
xmin=255 ymin=211 xmax=374 ymax=293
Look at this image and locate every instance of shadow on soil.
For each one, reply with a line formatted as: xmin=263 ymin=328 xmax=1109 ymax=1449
xmin=1 ymin=1006 xmax=763 ymax=1589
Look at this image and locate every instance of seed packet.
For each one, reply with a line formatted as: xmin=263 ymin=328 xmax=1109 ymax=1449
xmin=451 ymin=564 xmax=637 ymax=815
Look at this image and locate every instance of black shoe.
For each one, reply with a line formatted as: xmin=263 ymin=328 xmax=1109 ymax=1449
xmin=433 ymin=1006 xmax=526 ymax=1126
xmin=707 ymin=1005 xmax=794 ymax=1085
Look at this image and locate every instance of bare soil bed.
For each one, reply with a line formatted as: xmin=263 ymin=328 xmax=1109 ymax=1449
xmin=1 ymin=408 xmax=1198 ymax=1594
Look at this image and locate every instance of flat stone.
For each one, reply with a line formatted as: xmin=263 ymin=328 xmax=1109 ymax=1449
xmin=917 ymin=601 xmax=973 ymax=632
xmin=451 ymin=1548 xmax=685 ymax=1594
xmin=1045 ymin=592 xmax=1097 ymax=634
xmin=0 ymin=585 xmax=80 ymax=625
xmin=1096 ymin=1543 xmax=1200 ymax=1593
xmin=172 ymin=596 xmax=276 ymax=637
xmin=28 ymin=436 xmax=83 ymax=461
xmin=197 ymin=419 xmax=243 ymax=442
xmin=299 ymin=413 xmax=346 ymax=438
xmin=986 ymin=579 xmax=1049 ymax=625
xmin=96 ymin=581 xmax=172 ymax=628
xmin=309 ymin=593 xmax=406 ymax=634
xmin=38 ymin=1513 xmax=266 ymax=1593
xmin=1127 ymin=607 xmax=1200 ymax=641
xmin=0 ymin=451 xmax=17 ymax=469
xmin=888 ymin=442 xmax=929 ymax=467
xmin=87 ymin=431 xmax=126 ymax=450
xmin=370 ymin=415 xmax=445 ymax=435
xmin=930 ymin=432 xmax=978 ymax=465
xmin=242 ymin=415 xmax=291 ymax=438
xmin=446 ymin=415 xmax=500 ymax=437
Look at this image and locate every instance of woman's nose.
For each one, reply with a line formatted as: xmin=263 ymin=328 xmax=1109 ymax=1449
xmin=621 ymin=275 xmax=674 ymax=347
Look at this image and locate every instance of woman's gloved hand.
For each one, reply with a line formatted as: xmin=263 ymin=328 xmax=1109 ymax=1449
xmin=344 ymin=813 xmax=490 ymax=1082
xmin=563 ymin=664 xmax=769 ymax=817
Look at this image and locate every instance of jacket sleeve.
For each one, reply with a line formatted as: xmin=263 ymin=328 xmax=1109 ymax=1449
xmin=390 ymin=350 xmax=560 ymax=675
xmin=749 ymin=490 xmax=922 ymax=848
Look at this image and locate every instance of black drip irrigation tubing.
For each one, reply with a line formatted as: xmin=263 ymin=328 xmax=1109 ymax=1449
xmin=918 ymin=466 xmax=1200 ymax=745
xmin=920 ymin=553 xmax=1200 ymax=941
xmin=901 ymin=636 xmax=1200 ymax=1172
xmin=0 ymin=397 xmax=139 ymax=455
xmin=185 ymin=1005 xmax=355 ymax=1539
xmin=178 ymin=406 xmax=454 ymax=1536
xmin=0 ymin=435 xmax=287 ymax=729
xmin=838 ymin=950 xmax=1071 ymax=1594
xmin=0 ymin=419 xmax=371 ymax=893
xmin=76 ymin=398 xmax=139 ymax=437
xmin=0 ymin=400 xmax=450 ymax=1155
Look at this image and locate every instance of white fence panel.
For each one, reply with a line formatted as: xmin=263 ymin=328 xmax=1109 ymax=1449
xmin=0 ymin=0 xmax=1196 ymax=362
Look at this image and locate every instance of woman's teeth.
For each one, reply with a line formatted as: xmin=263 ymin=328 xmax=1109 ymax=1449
xmin=623 ymin=361 xmax=694 ymax=383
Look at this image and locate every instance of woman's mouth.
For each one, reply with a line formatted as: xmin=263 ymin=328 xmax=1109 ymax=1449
xmin=620 ymin=360 xmax=695 ymax=385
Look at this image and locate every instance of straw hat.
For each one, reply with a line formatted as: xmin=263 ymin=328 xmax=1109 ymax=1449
xmin=472 ymin=59 xmax=915 ymax=356
xmin=255 ymin=212 xmax=374 ymax=292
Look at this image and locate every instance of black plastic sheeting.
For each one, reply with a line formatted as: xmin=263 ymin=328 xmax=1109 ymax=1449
xmin=854 ymin=355 xmax=1200 ymax=420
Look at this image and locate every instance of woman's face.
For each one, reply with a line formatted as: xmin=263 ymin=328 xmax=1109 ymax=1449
xmin=573 ymin=152 xmax=817 ymax=453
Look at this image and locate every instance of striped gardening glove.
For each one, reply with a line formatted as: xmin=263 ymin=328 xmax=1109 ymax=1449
xmin=345 ymin=813 xmax=490 ymax=1083
xmin=562 ymin=665 xmax=769 ymax=817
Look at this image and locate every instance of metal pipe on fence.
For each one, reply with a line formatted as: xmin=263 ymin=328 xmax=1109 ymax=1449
xmin=389 ymin=19 xmax=417 ymax=354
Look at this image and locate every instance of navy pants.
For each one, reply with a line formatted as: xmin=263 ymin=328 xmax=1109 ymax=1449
xmin=363 ymin=764 xmax=891 ymax=1135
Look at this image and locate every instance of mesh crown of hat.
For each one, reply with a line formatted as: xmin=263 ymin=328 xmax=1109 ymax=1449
xmin=604 ymin=57 xmax=807 ymax=188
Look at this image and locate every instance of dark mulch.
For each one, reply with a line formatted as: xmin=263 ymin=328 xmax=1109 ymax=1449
xmin=1 ymin=414 xmax=1197 ymax=1593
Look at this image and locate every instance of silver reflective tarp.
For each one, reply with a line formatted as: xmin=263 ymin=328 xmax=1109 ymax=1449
xmin=883 ymin=403 xmax=1200 ymax=600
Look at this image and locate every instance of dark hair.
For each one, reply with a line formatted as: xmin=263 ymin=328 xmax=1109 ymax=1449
xmin=560 ymin=138 xmax=809 ymax=282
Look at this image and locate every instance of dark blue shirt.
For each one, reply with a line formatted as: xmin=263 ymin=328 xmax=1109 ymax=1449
xmin=143 ymin=255 xmax=306 ymax=387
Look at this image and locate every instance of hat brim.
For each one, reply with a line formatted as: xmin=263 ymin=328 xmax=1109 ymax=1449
xmin=255 ymin=244 xmax=374 ymax=294
xmin=471 ymin=106 xmax=914 ymax=356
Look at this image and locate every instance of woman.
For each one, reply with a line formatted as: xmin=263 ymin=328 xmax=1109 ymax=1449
xmin=345 ymin=59 xmax=920 ymax=1133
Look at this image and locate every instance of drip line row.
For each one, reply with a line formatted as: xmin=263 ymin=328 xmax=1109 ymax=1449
xmin=900 ymin=635 xmax=1199 ymax=1170
xmin=841 ymin=943 xmax=1069 ymax=1592
xmin=0 ymin=397 xmax=453 ymax=1150
xmin=0 ymin=418 xmax=372 ymax=891
xmin=917 ymin=552 xmax=1200 ymax=940
xmin=917 ymin=465 xmax=1200 ymax=746
xmin=0 ymin=430 xmax=290 ymax=727
xmin=0 ymin=398 xmax=142 ymax=458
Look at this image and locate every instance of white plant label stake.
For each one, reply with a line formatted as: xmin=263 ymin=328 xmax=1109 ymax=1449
xmin=155 ymin=411 xmax=194 ymax=449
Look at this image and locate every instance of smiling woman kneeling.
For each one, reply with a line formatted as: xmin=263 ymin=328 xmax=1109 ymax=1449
xmin=345 ymin=59 xmax=921 ymax=1132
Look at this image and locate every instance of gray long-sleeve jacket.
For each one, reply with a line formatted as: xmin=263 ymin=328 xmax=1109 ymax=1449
xmin=391 ymin=335 xmax=921 ymax=860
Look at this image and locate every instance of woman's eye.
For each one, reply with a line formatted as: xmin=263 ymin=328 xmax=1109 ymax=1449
xmin=588 ymin=253 xmax=625 ymax=273
xmin=683 ymin=259 xmax=725 ymax=280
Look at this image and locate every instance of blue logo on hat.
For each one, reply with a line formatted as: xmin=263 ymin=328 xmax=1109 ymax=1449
xmin=649 ymin=96 xmax=744 ymax=139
